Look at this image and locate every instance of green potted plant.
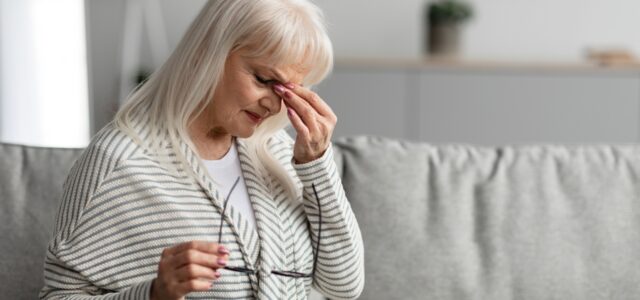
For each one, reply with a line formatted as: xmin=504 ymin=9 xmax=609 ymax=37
xmin=425 ymin=0 xmax=473 ymax=57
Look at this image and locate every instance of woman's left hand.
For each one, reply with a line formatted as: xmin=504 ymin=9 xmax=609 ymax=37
xmin=273 ymin=83 xmax=337 ymax=164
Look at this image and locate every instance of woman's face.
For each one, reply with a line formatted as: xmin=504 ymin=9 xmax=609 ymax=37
xmin=205 ymin=49 xmax=309 ymax=138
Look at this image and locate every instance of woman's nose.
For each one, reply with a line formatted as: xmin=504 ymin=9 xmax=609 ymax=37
xmin=261 ymin=87 xmax=282 ymax=115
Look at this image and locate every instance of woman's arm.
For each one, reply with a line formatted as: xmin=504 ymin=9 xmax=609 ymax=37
xmin=39 ymin=140 xmax=156 ymax=299
xmin=39 ymin=132 xmax=225 ymax=300
xmin=40 ymin=249 xmax=154 ymax=299
xmin=294 ymin=145 xmax=365 ymax=300
xmin=272 ymin=82 xmax=364 ymax=299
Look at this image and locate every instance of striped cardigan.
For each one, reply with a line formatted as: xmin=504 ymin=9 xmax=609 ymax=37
xmin=40 ymin=122 xmax=364 ymax=299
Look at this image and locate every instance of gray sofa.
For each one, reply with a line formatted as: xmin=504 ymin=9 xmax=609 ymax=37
xmin=4 ymin=136 xmax=640 ymax=299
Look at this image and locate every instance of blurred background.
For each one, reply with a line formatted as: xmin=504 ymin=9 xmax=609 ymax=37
xmin=1 ymin=0 xmax=640 ymax=147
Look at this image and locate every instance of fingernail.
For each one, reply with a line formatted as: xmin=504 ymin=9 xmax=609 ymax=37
xmin=215 ymin=271 xmax=221 ymax=278
xmin=217 ymin=258 xmax=227 ymax=266
xmin=287 ymin=108 xmax=294 ymax=116
xmin=283 ymin=91 xmax=291 ymax=99
xmin=273 ymin=84 xmax=285 ymax=93
xmin=284 ymin=82 xmax=295 ymax=89
xmin=218 ymin=246 xmax=229 ymax=255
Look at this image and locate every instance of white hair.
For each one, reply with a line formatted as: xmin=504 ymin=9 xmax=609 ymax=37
xmin=114 ymin=0 xmax=333 ymax=200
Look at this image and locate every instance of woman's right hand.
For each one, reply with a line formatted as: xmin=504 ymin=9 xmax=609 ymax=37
xmin=150 ymin=241 xmax=229 ymax=300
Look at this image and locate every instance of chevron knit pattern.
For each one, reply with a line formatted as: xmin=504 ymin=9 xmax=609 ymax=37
xmin=39 ymin=122 xmax=364 ymax=300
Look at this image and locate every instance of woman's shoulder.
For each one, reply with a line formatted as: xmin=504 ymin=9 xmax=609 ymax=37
xmin=57 ymin=123 xmax=148 ymax=232
xmin=269 ymin=128 xmax=295 ymax=147
xmin=263 ymin=128 xmax=295 ymax=157
xmin=86 ymin=122 xmax=144 ymax=161
xmin=70 ymin=122 xmax=146 ymax=181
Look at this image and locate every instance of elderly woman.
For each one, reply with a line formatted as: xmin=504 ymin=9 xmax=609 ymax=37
xmin=39 ymin=0 xmax=364 ymax=299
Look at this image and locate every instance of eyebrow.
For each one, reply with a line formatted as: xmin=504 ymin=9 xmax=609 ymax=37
xmin=252 ymin=62 xmax=287 ymax=83
xmin=268 ymin=68 xmax=288 ymax=84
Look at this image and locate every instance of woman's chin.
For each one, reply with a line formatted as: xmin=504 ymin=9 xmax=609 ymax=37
xmin=236 ymin=127 xmax=257 ymax=139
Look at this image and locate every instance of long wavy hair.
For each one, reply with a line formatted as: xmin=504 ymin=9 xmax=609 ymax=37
xmin=114 ymin=0 xmax=333 ymax=200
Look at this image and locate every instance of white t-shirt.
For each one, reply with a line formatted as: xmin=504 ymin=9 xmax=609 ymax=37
xmin=202 ymin=142 xmax=257 ymax=230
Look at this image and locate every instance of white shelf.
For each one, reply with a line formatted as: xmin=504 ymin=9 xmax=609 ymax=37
xmin=334 ymin=57 xmax=640 ymax=75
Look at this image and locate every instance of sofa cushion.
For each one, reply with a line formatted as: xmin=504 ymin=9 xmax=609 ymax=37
xmin=333 ymin=136 xmax=640 ymax=300
xmin=0 ymin=143 xmax=83 ymax=299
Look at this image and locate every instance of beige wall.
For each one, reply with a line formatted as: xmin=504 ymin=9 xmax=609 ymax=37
xmin=85 ymin=0 xmax=640 ymax=133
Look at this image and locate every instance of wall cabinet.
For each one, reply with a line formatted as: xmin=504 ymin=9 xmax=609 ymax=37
xmin=316 ymin=63 xmax=640 ymax=144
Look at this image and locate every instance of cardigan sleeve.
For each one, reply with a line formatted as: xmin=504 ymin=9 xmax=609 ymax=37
xmin=40 ymin=254 xmax=153 ymax=299
xmin=40 ymin=208 xmax=155 ymax=298
xmin=39 ymin=133 xmax=155 ymax=299
xmin=293 ymin=144 xmax=365 ymax=300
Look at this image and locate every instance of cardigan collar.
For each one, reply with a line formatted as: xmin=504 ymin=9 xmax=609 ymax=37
xmin=173 ymin=137 xmax=259 ymax=294
xmin=178 ymin=135 xmax=287 ymax=298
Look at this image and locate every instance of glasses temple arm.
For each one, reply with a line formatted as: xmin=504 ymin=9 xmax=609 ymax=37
xmin=311 ymin=183 xmax=321 ymax=277
xmin=218 ymin=176 xmax=241 ymax=244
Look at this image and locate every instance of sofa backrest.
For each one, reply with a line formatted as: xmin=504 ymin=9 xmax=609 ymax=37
xmin=7 ymin=136 xmax=640 ymax=300
xmin=0 ymin=143 xmax=83 ymax=299
xmin=332 ymin=136 xmax=640 ymax=300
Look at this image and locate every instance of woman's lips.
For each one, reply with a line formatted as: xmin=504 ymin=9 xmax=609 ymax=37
xmin=245 ymin=111 xmax=262 ymax=123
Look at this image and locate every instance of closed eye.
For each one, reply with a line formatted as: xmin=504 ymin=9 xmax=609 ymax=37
xmin=254 ymin=74 xmax=277 ymax=86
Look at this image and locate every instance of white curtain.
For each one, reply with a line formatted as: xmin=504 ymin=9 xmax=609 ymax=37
xmin=0 ymin=0 xmax=89 ymax=147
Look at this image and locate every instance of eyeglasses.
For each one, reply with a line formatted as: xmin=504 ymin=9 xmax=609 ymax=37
xmin=217 ymin=177 xmax=321 ymax=278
